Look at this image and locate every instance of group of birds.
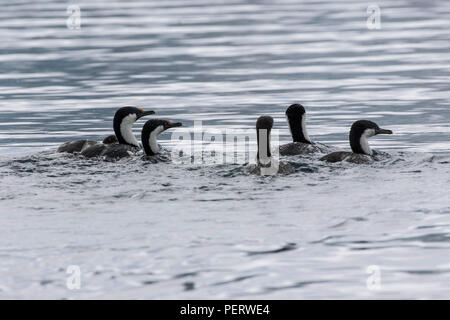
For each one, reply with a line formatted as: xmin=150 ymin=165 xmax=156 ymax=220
xmin=57 ymin=104 xmax=393 ymax=175
xmin=243 ymin=104 xmax=393 ymax=174
xmin=57 ymin=107 xmax=182 ymax=159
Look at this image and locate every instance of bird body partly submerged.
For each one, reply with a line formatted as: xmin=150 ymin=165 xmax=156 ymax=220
xmin=320 ymin=120 xmax=393 ymax=164
xmin=80 ymin=143 xmax=138 ymax=159
xmin=279 ymin=104 xmax=329 ymax=156
xmin=280 ymin=142 xmax=324 ymax=156
xmin=320 ymin=151 xmax=373 ymax=164
xmin=57 ymin=139 xmax=98 ymax=154
xmin=244 ymin=115 xmax=295 ymax=175
xmin=57 ymin=107 xmax=154 ymax=159
xmin=57 ymin=134 xmax=118 ymax=155
xmin=244 ymin=159 xmax=295 ymax=175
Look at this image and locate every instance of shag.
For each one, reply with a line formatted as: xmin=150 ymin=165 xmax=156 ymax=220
xmin=141 ymin=119 xmax=183 ymax=158
xmin=320 ymin=120 xmax=393 ymax=164
xmin=280 ymin=104 xmax=327 ymax=155
xmin=57 ymin=106 xmax=155 ymax=159
xmin=244 ymin=116 xmax=295 ymax=175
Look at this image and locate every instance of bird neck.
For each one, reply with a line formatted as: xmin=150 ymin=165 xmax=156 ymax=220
xmin=143 ymin=125 xmax=164 ymax=156
xmin=257 ymin=128 xmax=271 ymax=166
xmin=350 ymin=128 xmax=374 ymax=155
xmin=114 ymin=114 xmax=139 ymax=147
xmin=287 ymin=114 xmax=311 ymax=144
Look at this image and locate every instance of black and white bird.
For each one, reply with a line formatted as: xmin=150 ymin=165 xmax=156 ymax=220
xmin=141 ymin=119 xmax=182 ymax=159
xmin=320 ymin=120 xmax=393 ymax=164
xmin=244 ymin=116 xmax=295 ymax=175
xmin=57 ymin=106 xmax=155 ymax=159
xmin=280 ymin=104 xmax=326 ymax=155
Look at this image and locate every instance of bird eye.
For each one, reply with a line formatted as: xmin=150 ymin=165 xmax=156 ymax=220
xmin=139 ymin=108 xmax=144 ymax=113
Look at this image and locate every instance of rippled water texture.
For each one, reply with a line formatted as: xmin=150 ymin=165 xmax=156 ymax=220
xmin=0 ymin=0 xmax=449 ymax=299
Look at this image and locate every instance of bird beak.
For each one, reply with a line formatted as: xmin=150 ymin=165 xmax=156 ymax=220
xmin=137 ymin=110 xmax=156 ymax=119
xmin=376 ymin=128 xmax=393 ymax=135
xmin=166 ymin=121 xmax=182 ymax=129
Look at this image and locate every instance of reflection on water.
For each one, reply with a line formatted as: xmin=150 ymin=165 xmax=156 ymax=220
xmin=0 ymin=0 xmax=450 ymax=299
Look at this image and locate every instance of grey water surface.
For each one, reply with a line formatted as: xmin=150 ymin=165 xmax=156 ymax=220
xmin=0 ymin=0 xmax=450 ymax=299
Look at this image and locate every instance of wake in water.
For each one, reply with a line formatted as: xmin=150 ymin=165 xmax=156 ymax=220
xmin=1 ymin=145 xmax=447 ymax=180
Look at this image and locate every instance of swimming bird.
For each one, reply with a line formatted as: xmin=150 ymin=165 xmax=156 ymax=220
xmin=57 ymin=136 xmax=115 ymax=154
xmin=320 ymin=120 xmax=393 ymax=164
xmin=244 ymin=116 xmax=295 ymax=175
xmin=57 ymin=106 xmax=155 ymax=159
xmin=279 ymin=104 xmax=327 ymax=155
xmin=141 ymin=119 xmax=182 ymax=159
